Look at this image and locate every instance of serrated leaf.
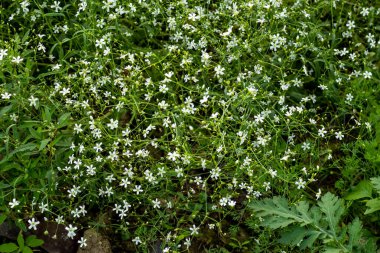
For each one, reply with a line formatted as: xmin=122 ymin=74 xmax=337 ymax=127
xmin=249 ymin=196 xmax=303 ymax=229
xmin=278 ymin=226 xmax=307 ymax=246
xmin=0 ymin=243 xmax=18 ymax=253
xmin=344 ymin=180 xmax=372 ymax=200
xmin=300 ymin=231 xmax=322 ymax=250
xmin=347 ymin=218 xmax=362 ymax=251
xmin=318 ymin=193 xmax=344 ymax=237
xmin=370 ymin=177 xmax=380 ymax=194
xmin=364 ymin=198 xmax=380 ymax=215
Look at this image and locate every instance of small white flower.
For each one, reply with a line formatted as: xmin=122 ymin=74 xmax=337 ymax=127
xmin=335 ymin=131 xmax=344 ymax=140
xmin=28 ymin=218 xmax=40 ymax=231
xmin=316 ymin=189 xmax=322 ymax=200
xmin=28 ymin=95 xmax=39 ymax=108
xmin=11 ymin=56 xmax=23 ymax=64
xmin=9 ymin=198 xmax=20 ymax=209
xmin=74 ymin=124 xmax=83 ymax=134
xmin=152 ymin=198 xmax=161 ymax=209
xmin=78 ymin=237 xmax=87 ymax=248
xmin=295 ymin=178 xmax=306 ymax=189
xmin=132 ymin=236 xmax=141 ymax=245
xmin=65 ymin=224 xmax=77 ymax=239
xmin=189 ymin=224 xmax=199 ymax=235
xmin=363 ymin=71 xmax=372 ymax=79
xmin=107 ymin=118 xmax=118 ymax=130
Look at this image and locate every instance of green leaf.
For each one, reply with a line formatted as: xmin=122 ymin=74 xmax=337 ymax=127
xmin=0 ymin=243 xmax=19 ymax=253
xmin=22 ymin=247 xmax=33 ymax=253
xmin=17 ymin=232 xmax=24 ymax=249
xmin=57 ymin=112 xmax=71 ymax=128
xmin=344 ymin=180 xmax=372 ymax=200
xmin=278 ymin=227 xmax=307 ymax=246
xmin=370 ymin=177 xmax=380 ymax=194
xmin=39 ymin=138 xmax=51 ymax=151
xmin=347 ymin=218 xmax=362 ymax=251
xmin=364 ymin=198 xmax=380 ymax=215
xmin=323 ymin=247 xmax=342 ymax=253
xmin=0 ymin=214 xmax=6 ymax=225
xmin=0 ymin=105 xmax=13 ymax=118
xmin=248 ymin=196 xmax=311 ymax=229
xmin=26 ymin=235 xmax=44 ymax=247
xmin=300 ymin=231 xmax=322 ymax=250
xmin=318 ymin=193 xmax=344 ymax=237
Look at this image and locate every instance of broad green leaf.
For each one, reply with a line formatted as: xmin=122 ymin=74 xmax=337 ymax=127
xmin=370 ymin=177 xmax=380 ymax=194
xmin=17 ymin=232 xmax=24 ymax=249
xmin=26 ymin=235 xmax=44 ymax=247
xmin=364 ymin=198 xmax=380 ymax=215
xmin=0 ymin=243 xmax=18 ymax=253
xmin=22 ymin=247 xmax=33 ymax=253
xmin=344 ymin=180 xmax=372 ymax=200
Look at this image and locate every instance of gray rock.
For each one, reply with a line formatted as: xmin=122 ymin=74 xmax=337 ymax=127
xmin=77 ymin=229 xmax=112 ymax=253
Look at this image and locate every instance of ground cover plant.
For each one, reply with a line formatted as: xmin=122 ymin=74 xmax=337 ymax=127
xmin=0 ymin=0 xmax=379 ymax=252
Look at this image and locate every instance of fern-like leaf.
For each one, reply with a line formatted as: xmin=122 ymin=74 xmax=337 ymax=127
xmin=370 ymin=177 xmax=380 ymax=194
xmin=318 ymin=192 xmax=344 ymax=238
xmin=247 ymin=192 xmax=377 ymax=253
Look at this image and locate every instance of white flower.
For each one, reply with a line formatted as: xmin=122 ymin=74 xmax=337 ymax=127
xmin=74 ymin=124 xmax=83 ymax=134
xmin=363 ymin=71 xmax=372 ymax=79
xmin=295 ymin=178 xmax=306 ymax=189
xmin=189 ymin=224 xmax=199 ymax=235
xmin=78 ymin=237 xmax=87 ymax=248
xmin=184 ymin=238 xmax=191 ymax=248
xmin=346 ymin=20 xmax=355 ymax=30
xmin=132 ymin=236 xmax=141 ymax=245
xmin=11 ymin=56 xmax=23 ymax=64
xmin=1 ymin=92 xmax=12 ymax=99
xmin=9 ymin=198 xmax=20 ymax=209
xmin=316 ymin=189 xmax=322 ymax=200
xmin=51 ymin=1 xmax=62 ymax=12
xmin=107 ymin=118 xmax=118 ymax=130
xmin=152 ymin=198 xmax=161 ymax=209
xmin=0 ymin=49 xmax=8 ymax=60
xmin=214 ymin=65 xmax=225 ymax=77
xmin=28 ymin=95 xmax=39 ymax=108
xmin=65 ymin=224 xmax=77 ymax=239
xmin=335 ymin=131 xmax=344 ymax=140
xmin=28 ymin=218 xmax=40 ymax=230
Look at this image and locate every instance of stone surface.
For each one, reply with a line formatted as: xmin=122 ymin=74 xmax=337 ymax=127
xmin=77 ymin=229 xmax=112 ymax=253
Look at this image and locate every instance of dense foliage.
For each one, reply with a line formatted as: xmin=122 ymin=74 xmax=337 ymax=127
xmin=0 ymin=0 xmax=379 ymax=252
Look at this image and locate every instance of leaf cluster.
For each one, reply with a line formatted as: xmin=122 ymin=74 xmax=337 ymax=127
xmin=248 ymin=192 xmax=377 ymax=252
